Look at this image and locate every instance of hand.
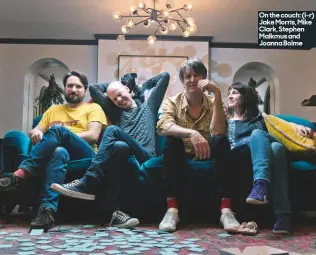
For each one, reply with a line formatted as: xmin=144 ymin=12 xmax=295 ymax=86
xmin=29 ymin=129 xmax=43 ymax=144
xmin=295 ymin=124 xmax=313 ymax=138
xmin=189 ymin=130 xmax=211 ymax=160
xmin=223 ymin=106 xmax=231 ymax=119
xmin=197 ymin=79 xmax=220 ymax=94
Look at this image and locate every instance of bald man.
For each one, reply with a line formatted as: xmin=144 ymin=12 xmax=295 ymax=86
xmin=51 ymin=72 xmax=170 ymax=228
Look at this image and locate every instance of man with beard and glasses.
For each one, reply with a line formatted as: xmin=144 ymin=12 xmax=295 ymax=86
xmin=0 ymin=71 xmax=107 ymax=231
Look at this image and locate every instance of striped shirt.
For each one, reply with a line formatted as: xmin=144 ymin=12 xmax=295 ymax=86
xmin=157 ymin=92 xmax=215 ymax=155
xmin=89 ymin=72 xmax=170 ymax=157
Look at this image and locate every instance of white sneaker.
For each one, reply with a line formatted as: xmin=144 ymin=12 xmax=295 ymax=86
xmin=159 ymin=209 xmax=179 ymax=232
xmin=220 ymin=211 xmax=240 ymax=233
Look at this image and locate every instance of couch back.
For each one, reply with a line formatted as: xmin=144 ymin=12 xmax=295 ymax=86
xmin=32 ymin=114 xmax=316 ymax=157
xmin=275 ymin=114 xmax=316 ymax=131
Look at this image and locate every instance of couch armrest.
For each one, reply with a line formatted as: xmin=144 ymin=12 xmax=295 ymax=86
xmin=1 ymin=130 xmax=32 ymax=172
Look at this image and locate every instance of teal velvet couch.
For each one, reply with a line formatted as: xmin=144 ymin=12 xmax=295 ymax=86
xmin=1 ymin=114 xmax=316 ymax=223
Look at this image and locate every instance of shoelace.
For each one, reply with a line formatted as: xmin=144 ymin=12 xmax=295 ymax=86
xmin=109 ymin=211 xmax=129 ymax=226
xmin=34 ymin=207 xmax=53 ymax=222
xmin=163 ymin=211 xmax=177 ymax=224
xmin=252 ymin=182 xmax=266 ymax=196
xmin=64 ymin=179 xmax=81 ymax=188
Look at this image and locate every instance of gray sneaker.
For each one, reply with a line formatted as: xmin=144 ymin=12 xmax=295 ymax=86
xmin=109 ymin=211 xmax=139 ymax=228
xmin=220 ymin=211 xmax=240 ymax=233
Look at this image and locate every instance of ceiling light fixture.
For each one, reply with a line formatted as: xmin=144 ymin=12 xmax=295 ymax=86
xmin=113 ymin=0 xmax=195 ymax=44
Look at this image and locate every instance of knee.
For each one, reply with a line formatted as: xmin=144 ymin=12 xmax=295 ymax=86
xmin=49 ymin=124 xmax=66 ymax=133
xmin=251 ymin=129 xmax=267 ymax=138
xmin=271 ymin=142 xmax=286 ymax=158
xmin=112 ymin=141 xmax=130 ymax=155
xmin=164 ymin=136 xmax=184 ymax=151
xmin=52 ymin=146 xmax=70 ymax=160
xmin=103 ymin=125 xmax=120 ymax=137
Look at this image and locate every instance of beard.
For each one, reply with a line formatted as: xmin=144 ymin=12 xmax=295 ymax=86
xmin=65 ymin=94 xmax=85 ymax=104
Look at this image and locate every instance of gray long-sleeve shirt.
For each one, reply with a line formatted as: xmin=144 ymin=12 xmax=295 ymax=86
xmin=89 ymin=72 xmax=170 ymax=156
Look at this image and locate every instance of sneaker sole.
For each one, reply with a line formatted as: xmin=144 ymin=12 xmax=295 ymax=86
xmin=30 ymin=222 xmax=54 ymax=232
xmin=273 ymin=229 xmax=290 ymax=234
xmin=112 ymin=218 xmax=140 ymax=228
xmin=224 ymin=227 xmax=240 ymax=233
xmin=50 ymin=183 xmax=95 ymax=200
xmin=159 ymin=225 xmax=177 ymax=232
xmin=246 ymin=198 xmax=268 ymax=205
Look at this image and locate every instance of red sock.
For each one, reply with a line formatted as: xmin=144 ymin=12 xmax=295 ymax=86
xmin=14 ymin=169 xmax=30 ymax=179
xmin=220 ymin=198 xmax=231 ymax=211
xmin=167 ymin=198 xmax=178 ymax=209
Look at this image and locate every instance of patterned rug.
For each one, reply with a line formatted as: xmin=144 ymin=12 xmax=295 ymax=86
xmin=0 ymin=220 xmax=316 ymax=255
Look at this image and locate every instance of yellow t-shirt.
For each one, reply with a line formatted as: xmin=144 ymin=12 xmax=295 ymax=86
xmin=38 ymin=103 xmax=107 ymax=151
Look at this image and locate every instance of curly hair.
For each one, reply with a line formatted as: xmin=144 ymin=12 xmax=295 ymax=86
xmin=228 ymin=82 xmax=261 ymax=121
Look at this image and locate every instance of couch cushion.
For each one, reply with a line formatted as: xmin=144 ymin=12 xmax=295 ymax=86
xmin=264 ymin=113 xmax=316 ymax=152
xmin=141 ymin=156 xmax=213 ymax=172
xmin=290 ymin=160 xmax=316 ymax=171
xmin=275 ymin=114 xmax=316 ymax=131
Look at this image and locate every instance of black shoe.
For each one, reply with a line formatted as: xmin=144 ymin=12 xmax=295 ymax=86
xmin=30 ymin=207 xmax=55 ymax=232
xmin=0 ymin=174 xmax=23 ymax=193
xmin=50 ymin=180 xmax=95 ymax=200
xmin=109 ymin=210 xmax=139 ymax=228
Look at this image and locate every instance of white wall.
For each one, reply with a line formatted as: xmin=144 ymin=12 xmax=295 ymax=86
xmin=210 ymin=48 xmax=316 ymax=121
xmin=0 ymin=44 xmax=97 ymax=137
xmin=97 ymin=40 xmax=209 ymax=82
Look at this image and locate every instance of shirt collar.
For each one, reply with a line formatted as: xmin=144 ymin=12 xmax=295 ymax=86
xmin=181 ymin=92 xmax=210 ymax=111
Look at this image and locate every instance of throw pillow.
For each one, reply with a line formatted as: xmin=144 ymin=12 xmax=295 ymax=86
xmin=263 ymin=113 xmax=316 ymax=152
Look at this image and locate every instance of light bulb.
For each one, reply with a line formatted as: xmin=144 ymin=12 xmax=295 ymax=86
xmin=117 ymin=35 xmax=125 ymax=42
xmin=188 ymin=24 xmax=197 ymax=34
xmin=168 ymin=21 xmax=177 ymax=31
xmin=147 ymin=35 xmax=157 ymax=45
xmin=182 ymin=30 xmax=190 ymax=37
xmin=165 ymin=0 xmax=175 ymax=9
xmin=160 ymin=26 xmax=169 ymax=35
xmin=163 ymin=11 xmax=170 ymax=17
xmin=127 ymin=19 xmax=135 ymax=28
xmin=143 ymin=20 xmax=150 ymax=27
xmin=121 ymin=25 xmax=131 ymax=34
xmin=138 ymin=2 xmax=145 ymax=9
xmin=112 ymin=11 xmax=122 ymax=22
xmin=186 ymin=17 xmax=195 ymax=25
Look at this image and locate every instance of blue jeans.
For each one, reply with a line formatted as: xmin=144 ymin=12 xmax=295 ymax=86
xmin=19 ymin=125 xmax=95 ymax=211
xmin=81 ymin=125 xmax=151 ymax=211
xmin=248 ymin=129 xmax=291 ymax=214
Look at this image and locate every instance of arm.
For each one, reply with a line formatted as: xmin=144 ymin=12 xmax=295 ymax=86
xmin=77 ymin=122 xmax=103 ymax=144
xmin=145 ymin=72 xmax=170 ymax=113
xmin=28 ymin=124 xmax=47 ymax=144
xmin=157 ymin=98 xmax=199 ymax=138
xmin=77 ymin=103 xmax=108 ymax=144
xmin=89 ymin=83 xmax=120 ymax=122
xmin=289 ymin=122 xmax=313 ymax=138
xmin=157 ymin=98 xmax=210 ymax=159
xmin=29 ymin=107 xmax=52 ymax=144
xmin=210 ymin=89 xmax=226 ymax=135
xmin=198 ymin=80 xmax=226 ymax=135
